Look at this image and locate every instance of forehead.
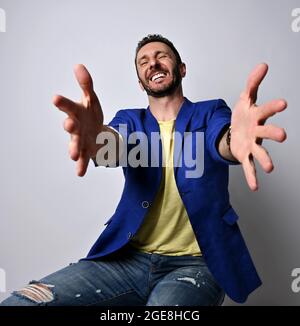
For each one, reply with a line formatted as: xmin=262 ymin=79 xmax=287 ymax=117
xmin=136 ymin=41 xmax=175 ymax=60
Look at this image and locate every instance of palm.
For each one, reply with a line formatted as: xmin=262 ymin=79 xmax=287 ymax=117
xmin=230 ymin=63 xmax=287 ymax=191
xmin=53 ymin=65 xmax=104 ymax=176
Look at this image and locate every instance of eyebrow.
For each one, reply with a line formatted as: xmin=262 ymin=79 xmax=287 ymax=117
xmin=138 ymin=51 xmax=168 ymax=64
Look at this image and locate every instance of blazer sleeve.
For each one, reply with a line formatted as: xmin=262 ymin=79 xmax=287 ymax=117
xmin=206 ymin=99 xmax=241 ymax=165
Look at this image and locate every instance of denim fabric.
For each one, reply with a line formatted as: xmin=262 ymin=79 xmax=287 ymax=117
xmin=1 ymin=245 xmax=225 ymax=306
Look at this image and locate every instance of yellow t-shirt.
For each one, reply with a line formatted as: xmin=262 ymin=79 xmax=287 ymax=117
xmin=130 ymin=119 xmax=201 ymax=256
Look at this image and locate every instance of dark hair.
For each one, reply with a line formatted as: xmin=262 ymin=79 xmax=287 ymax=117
xmin=135 ymin=34 xmax=182 ymax=65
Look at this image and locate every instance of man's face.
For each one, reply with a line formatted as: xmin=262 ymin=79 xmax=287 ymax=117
xmin=136 ymin=42 xmax=186 ymax=98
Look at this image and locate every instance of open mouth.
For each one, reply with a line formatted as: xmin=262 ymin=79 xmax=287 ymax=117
xmin=149 ymin=72 xmax=167 ymax=83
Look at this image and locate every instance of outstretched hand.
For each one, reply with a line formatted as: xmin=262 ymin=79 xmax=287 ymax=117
xmin=53 ymin=65 xmax=104 ymax=177
xmin=230 ymin=63 xmax=287 ymax=191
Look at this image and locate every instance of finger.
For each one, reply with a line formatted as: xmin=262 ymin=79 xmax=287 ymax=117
xmin=74 ymin=64 xmax=94 ymax=98
xmin=252 ymin=144 xmax=274 ymax=173
xmin=53 ymin=95 xmax=79 ymax=117
xmin=76 ymin=151 xmax=90 ymax=177
xmin=69 ymin=134 xmax=81 ymax=161
xmin=63 ymin=117 xmax=80 ymax=135
xmin=243 ymin=63 xmax=268 ymax=103
xmin=254 ymin=124 xmax=287 ymax=143
xmin=257 ymin=99 xmax=287 ymax=123
xmin=242 ymin=155 xmax=258 ymax=191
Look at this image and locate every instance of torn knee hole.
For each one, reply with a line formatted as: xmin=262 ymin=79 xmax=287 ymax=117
xmin=16 ymin=282 xmax=55 ymax=304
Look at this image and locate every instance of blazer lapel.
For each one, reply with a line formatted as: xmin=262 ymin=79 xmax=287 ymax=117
xmin=173 ymin=98 xmax=195 ymax=178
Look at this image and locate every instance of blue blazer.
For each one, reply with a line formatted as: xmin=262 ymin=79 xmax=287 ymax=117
xmin=83 ymin=97 xmax=262 ymax=303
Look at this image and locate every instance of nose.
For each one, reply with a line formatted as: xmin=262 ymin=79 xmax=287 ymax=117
xmin=149 ymin=57 xmax=160 ymax=70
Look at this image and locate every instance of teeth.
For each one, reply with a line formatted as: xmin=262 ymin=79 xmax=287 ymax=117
xmin=151 ymin=73 xmax=165 ymax=81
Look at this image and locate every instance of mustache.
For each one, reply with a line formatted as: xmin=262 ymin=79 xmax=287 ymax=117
xmin=139 ymin=65 xmax=182 ymax=98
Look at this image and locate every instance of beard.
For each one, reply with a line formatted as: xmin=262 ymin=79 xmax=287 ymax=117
xmin=139 ymin=65 xmax=182 ymax=98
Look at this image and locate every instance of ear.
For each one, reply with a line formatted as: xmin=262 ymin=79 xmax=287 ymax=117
xmin=138 ymin=79 xmax=145 ymax=92
xmin=180 ymin=63 xmax=186 ymax=78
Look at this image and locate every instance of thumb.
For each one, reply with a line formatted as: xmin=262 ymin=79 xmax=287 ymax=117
xmin=244 ymin=63 xmax=268 ymax=103
xmin=74 ymin=64 xmax=94 ymax=97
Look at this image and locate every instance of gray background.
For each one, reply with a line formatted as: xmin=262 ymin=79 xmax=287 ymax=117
xmin=0 ymin=0 xmax=299 ymax=305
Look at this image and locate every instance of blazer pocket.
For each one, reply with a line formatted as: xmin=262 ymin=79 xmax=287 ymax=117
xmin=222 ymin=206 xmax=239 ymax=225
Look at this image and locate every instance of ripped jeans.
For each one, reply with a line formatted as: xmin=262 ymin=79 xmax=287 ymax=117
xmin=0 ymin=245 xmax=225 ymax=306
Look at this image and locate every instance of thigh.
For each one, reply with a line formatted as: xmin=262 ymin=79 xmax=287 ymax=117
xmin=147 ymin=264 xmax=225 ymax=306
xmin=1 ymin=258 xmax=145 ymax=306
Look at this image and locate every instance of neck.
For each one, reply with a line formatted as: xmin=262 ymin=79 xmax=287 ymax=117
xmin=148 ymin=86 xmax=185 ymax=121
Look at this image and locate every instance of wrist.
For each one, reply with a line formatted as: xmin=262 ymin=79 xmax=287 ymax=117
xmin=90 ymin=123 xmax=104 ymax=160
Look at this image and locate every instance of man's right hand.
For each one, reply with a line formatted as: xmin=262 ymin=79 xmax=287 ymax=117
xmin=53 ymin=64 xmax=104 ymax=177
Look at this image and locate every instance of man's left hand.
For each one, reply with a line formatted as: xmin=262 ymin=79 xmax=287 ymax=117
xmin=230 ymin=63 xmax=287 ymax=191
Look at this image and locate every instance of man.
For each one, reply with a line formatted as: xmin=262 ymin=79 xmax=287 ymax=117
xmin=1 ymin=34 xmax=287 ymax=306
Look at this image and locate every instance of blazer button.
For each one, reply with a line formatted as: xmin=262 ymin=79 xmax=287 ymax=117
xmin=142 ymin=201 xmax=150 ymax=208
xmin=127 ymin=232 xmax=132 ymax=239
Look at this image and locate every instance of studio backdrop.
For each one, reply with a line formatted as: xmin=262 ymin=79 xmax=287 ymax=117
xmin=0 ymin=0 xmax=299 ymax=305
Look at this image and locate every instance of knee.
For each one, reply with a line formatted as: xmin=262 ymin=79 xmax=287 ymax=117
xmin=1 ymin=281 xmax=56 ymax=306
